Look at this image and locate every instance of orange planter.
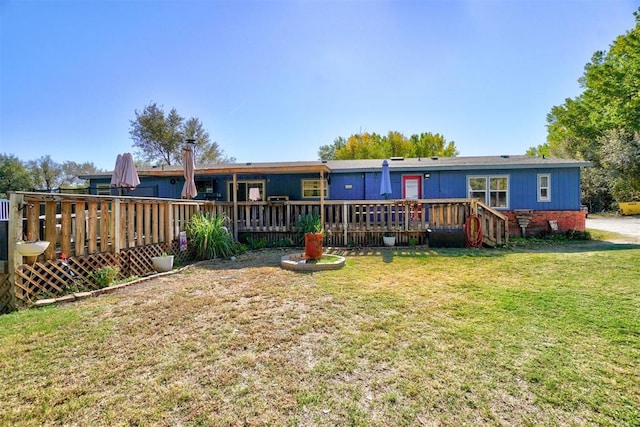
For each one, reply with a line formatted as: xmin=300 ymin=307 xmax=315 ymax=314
xmin=304 ymin=232 xmax=323 ymax=260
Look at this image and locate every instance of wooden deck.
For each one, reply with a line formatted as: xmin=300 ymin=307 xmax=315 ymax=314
xmin=1 ymin=192 xmax=508 ymax=312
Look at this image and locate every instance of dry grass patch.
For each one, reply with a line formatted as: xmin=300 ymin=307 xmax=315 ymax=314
xmin=1 ymin=244 xmax=639 ymax=426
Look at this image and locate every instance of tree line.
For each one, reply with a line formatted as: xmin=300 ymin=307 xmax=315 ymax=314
xmin=0 ymin=154 xmax=102 ymax=198
xmin=318 ymin=131 xmax=458 ymax=160
xmin=530 ymin=8 xmax=640 ymax=211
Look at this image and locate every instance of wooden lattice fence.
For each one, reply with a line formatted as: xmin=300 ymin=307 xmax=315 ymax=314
xmin=12 ymin=243 xmax=194 ymax=307
xmin=0 ymin=273 xmax=11 ymax=315
xmin=15 ymin=252 xmax=121 ymax=305
xmin=169 ymin=240 xmax=197 ymax=264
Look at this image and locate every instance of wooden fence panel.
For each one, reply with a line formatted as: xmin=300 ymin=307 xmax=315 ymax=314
xmin=44 ymin=201 xmax=57 ymax=259
xmin=99 ymin=202 xmax=109 ymax=253
xmin=60 ymin=202 xmax=72 ymax=256
xmin=75 ymin=201 xmax=86 ymax=256
xmin=87 ymin=201 xmax=98 ymax=253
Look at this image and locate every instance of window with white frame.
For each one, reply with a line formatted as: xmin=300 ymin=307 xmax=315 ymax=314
xmin=301 ymin=179 xmax=329 ymax=198
xmin=468 ymin=176 xmax=509 ymax=208
xmin=469 ymin=177 xmax=487 ymax=201
xmin=538 ymin=173 xmax=551 ymax=202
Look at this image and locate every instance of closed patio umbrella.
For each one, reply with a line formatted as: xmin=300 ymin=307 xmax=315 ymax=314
xmin=110 ymin=153 xmax=140 ymax=195
xmin=380 ymin=159 xmax=392 ymax=199
xmin=110 ymin=154 xmax=124 ymax=189
xmin=119 ymin=153 xmax=140 ymax=190
xmin=181 ymin=144 xmax=197 ymax=199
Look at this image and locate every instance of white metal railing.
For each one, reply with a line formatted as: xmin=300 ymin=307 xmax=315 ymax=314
xmin=0 ymin=199 xmax=9 ymax=221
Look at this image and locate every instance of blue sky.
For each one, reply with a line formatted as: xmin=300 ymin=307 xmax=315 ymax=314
xmin=1 ymin=0 xmax=637 ymax=171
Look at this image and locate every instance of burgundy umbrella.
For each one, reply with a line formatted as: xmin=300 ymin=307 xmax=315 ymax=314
xmin=181 ymin=144 xmax=197 ymax=199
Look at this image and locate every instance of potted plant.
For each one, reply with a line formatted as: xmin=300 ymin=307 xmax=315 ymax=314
xmin=297 ymin=213 xmax=323 ymax=260
xmin=15 ymin=233 xmax=50 ymax=257
xmin=383 ymin=231 xmax=396 ymax=247
xmin=151 ymin=252 xmax=174 ymax=272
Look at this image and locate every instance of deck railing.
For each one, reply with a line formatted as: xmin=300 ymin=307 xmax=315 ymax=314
xmin=231 ymin=198 xmax=507 ymax=247
xmin=6 ymin=193 xmax=508 ymax=262
xmin=473 ymin=200 xmax=509 ymax=247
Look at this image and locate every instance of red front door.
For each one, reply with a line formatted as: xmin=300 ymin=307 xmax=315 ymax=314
xmin=402 ymin=175 xmax=422 ymax=200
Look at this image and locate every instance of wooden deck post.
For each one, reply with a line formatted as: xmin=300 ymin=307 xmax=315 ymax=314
xmin=342 ymin=202 xmax=348 ymax=245
xmin=320 ymin=170 xmax=325 ymax=229
xmin=7 ymin=193 xmax=25 ymax=311
xmin=232 ymin=173 xmax=238 ymax=241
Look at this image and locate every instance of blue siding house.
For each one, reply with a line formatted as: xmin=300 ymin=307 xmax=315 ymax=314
xmin=82 ymin=155 xmax=590 ymax=236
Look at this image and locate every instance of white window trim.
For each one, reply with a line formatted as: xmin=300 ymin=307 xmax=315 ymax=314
xmin=537 ymin=173 xmax=551 ymax=202
xmin=467 ymin=175 xmax=510 ymax=209
xmin=301 ymin=179 xmax=329 ymax=199
xmin=227 ymin=179 xmax=266 ymax=201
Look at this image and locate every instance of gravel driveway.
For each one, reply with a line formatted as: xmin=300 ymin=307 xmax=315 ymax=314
xmin=586 ymin=215 xmax=640 ymax=241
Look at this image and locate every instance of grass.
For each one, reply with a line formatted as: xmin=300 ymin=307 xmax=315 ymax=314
xmin=0 ymin=240 xmax=639 ymax=426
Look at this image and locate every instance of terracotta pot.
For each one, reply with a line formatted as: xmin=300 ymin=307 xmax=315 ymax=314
xmin=304 ymin=232 xmax=323 ymax=260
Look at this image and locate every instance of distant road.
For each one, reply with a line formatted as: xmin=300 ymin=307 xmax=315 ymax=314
xmin=586 ymin=215 xmax=640 ymax=241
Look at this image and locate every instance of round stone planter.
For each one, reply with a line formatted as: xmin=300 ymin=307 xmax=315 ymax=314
xmin=383 ymin=236 xmax=396 ymax=247
xmin=280 ymin=253 xmax=346 ymax=272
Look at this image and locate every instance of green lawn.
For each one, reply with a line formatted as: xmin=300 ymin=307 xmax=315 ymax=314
xmin=0 ymin=240 xmax=638 ymax=426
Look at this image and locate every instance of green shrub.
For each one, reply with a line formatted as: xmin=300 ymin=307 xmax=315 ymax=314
xmin=187 ymin=212 xmax=243 ymax=260
xmin=88 ymin=266 xmax=120 ymax=288
xmin=565 ymin=229 xmax=591 ymax=240
xmin=246 ymin=236 xmax=268 ymax=250
xmin=267 ymin=238 xmax=294 ymax=248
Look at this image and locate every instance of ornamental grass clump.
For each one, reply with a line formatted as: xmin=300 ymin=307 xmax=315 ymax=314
xmin=186 ymin=212 xmax=242 ymax=260
xmin=295 ymin=213 xmax=323 ymax=245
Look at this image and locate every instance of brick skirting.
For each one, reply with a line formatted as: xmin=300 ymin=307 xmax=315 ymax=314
xmin=504 ymin=210 xmax=586 ymax=237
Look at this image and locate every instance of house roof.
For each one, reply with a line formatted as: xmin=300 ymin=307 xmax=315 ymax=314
xmin=80 ymin=155 xmax=591 ymax=179
xmin=81 ymin=161 xmax=331 ymax=179
xmin=326 ymin=155 xmax=592 ymax=172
